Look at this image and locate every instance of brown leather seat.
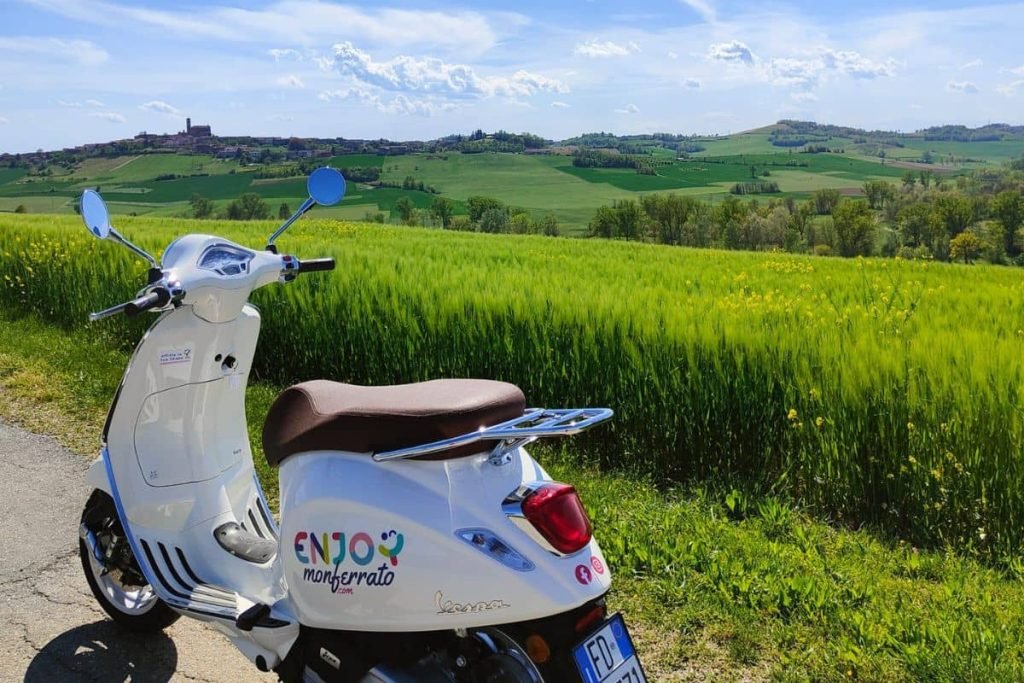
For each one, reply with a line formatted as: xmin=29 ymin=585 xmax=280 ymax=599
xmin=262 ymin=379 xmax=526 ymax=467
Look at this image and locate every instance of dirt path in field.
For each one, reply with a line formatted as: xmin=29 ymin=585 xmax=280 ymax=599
xmin=0 ymin=420 xmax=274 ymax=683
xmin=109 ymin=156 xmax=141 ymax=172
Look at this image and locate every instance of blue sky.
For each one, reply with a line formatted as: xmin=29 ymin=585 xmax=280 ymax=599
xmin=1 ymin=0 xmax=1024 ymax=152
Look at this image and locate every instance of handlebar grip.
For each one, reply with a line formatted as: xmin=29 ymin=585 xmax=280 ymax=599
xmin=125 ymin=288 xmax=170 ymax=317
xmin=298 ymin=258 xmax=336 ymax=273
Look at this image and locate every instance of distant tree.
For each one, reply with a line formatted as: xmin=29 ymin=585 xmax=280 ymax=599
xmin=812 ymin=188 xmax=841 ymax=215
xmin=990 ymin=190 xmax=1024 ymax=257
xmin=715 ymin=196 xmax=748 ymax=248
xmin=225 ymin=193 xmax=270 ymax=220
xmin=533 ymin=214 xmax=560 ymax=237
xmin=13 ymin=204 xmax=26 ymax=214
xmin=429 ymin=196 xmax=454 ymax=228
xmin=478 ymin=207 xmax=509 ymax=234
xmin=1011 ymin=155 xmax=1024 ymax=172
xmin=897 ymin=203 xmax=939 ymax=250
xmin=950 ymin=230 xmax=982 ymax=263
xmin=833 ymin=199 xmax=876 ymax=257
xmin=934 ymin=194 xmax=974 ymax=237
xmin=466 ymin=196 xmax=504 ymax=222
xmin=589 ymin=205 xmax=616 ymax=239
xmin=919 ymin=170 xmax=933 ymax=188
xmin=278 ymin=202 xmax=291 ymax=220
xmin=190 ymin=194 xmax=214 ymax=219
xmin=509 ymin=212 xmax=530 ymax=235
xmin=863 ymin=180 xmax=896 ymax=210
xmin=901 ymin=170 xmax=917 ymax=189
xmin=394 ymin=196 xmax=415 ymax=223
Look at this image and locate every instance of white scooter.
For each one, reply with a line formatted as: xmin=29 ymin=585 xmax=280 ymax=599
xmin=75 ymin=168 xmax=647 ymax=683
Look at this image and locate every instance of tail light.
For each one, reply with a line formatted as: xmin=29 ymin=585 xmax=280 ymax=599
xmin=514 ymin=483 xmax=593 ymax=554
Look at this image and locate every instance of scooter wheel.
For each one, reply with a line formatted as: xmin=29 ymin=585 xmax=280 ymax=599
xmin=79 ymin=489 xmax=179 ymax=631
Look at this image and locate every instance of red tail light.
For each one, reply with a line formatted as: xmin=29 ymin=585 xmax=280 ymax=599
xmin=521 ymin=483 xmax=593 ymax=554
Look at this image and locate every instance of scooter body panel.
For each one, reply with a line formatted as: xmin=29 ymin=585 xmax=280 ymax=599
xmin=279 ymin=449 xmax=611 ymax=631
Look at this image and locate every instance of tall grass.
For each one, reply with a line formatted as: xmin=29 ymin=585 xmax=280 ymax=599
xmin=3 ymin=214 xmax=1024 ymax=556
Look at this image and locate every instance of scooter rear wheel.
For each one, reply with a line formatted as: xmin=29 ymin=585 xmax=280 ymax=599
xmin=79 ymin=489 xmax=179 ymax=631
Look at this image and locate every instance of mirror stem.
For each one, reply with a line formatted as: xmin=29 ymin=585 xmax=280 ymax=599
xmin=109 ymin=228 xmax=159 ymax=269
xmin=266 ymin=197 xmax=315 ymax=253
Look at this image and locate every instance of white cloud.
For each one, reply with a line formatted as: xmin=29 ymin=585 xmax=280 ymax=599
xmin=767 ymin=48 xmax=897 ymax=89
xmin=960 ymin=58 xmax=983 ymax=70
xmin=58 ymin=98 xmax=104 ymax=108
xmin=327 ymin=42 xmax=567 ymax=99
xmin=318 ymin=86 xmax=455 ymax=116
xmin=1012 ymin=65 xmax=1024 ymax=75
xmin=139 ymin=100 xmax=183 ymax=117
xmin=268 ymin=48 xmax=301 ymax=62
xmin=947 ymin=80 xmax=979 ymax=94
xmin=0 ymin=36 xmax=108 ymax=66
xmin=679 ymin=0 xmax=715 ymax=23
xmin=551 ymin=101 xmax=570 ymax=108
xmin=667 ymin=51 xmax=679 ymax=60
xmin=276 ymin=74 xmax=305 ymax=89
xmin=683 ymin=78 xmax=701 ymax=89
xmin=996 ymin=80 xmax=1024 ymax=96
xmin=90 ymin=111 xmax=126 ymax=123
xmin=708 ymin=41 xmax=754 ymax=65
xmin=615 ymin=103 xmax=640 ymax=114
xmin=0 ymin=117 xmax=9 ymax=124
xmin=573 ymin=39 xmax=639 ymax=58
xmin=820 ymin=48 xmax=895 ymax=79
xmin=790 ymin=91 xmax=818 ymax=103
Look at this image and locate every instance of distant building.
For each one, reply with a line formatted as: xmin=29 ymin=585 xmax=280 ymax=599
xmin=183 ymin=117 xmax=212 ymax=138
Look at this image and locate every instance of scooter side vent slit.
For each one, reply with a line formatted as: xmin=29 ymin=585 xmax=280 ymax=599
xmin=256 ymin=500 xmax=278 ymax=539
xmin=248 ymin=510 xmax=266 ymax=539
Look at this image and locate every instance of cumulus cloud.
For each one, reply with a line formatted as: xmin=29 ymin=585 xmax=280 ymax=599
xmin=268 ymin=48 xmax=301 ymax=62
xmin=551 ymin=101 xmax=570 ymax=108
xmin=140 ymin=100 xmax=184 ymax=117
xmin=318 ymin=87 xmax=456 ymax=116
xmin=768 ymin=48 xmax=897 ymax=89
xmin=995 ymin=80 xmax=1024 ymax=96
xmin=708 ymin=41 xmax=754 ymax=65
xmin=90 ymin=111 xmax=126 ymax=123
xmin=679 ymin=0 xmax=716 ymax=22
xmin=0 ymin=36 xmax=108 ymax=66
xmin=276 ymin=74 xmax=305 ymax=88
xmin=683 ymin=78 xmax=701 ymax=89
xmin=58 ymin=98 xmax=104 ymax=108
xmin=615 ymin=103 xmax=640 ymax=114
xmin=667 ymin=51 xmax=679 ymax=60
xmin=573 ymin=39 xmax=640 ymax=58
xmin=948 ymin=80 xmax=979 ymax=94
xmin=326 ymin=42 xmax=567 ymax=100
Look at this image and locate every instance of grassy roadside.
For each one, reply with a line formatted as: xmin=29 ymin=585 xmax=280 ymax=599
xmin=3 ymin=311 xmax=1024 ymax=682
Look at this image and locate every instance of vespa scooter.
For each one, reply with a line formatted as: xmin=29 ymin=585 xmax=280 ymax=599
xmin=76 ymin=168 xmax=647 ymax=683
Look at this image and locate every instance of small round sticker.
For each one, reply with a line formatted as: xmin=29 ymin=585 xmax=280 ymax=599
xmin=575 ymin=564 xmax=593 ymax=585
xmin=590 ymin=556 xmax=605 ymax=575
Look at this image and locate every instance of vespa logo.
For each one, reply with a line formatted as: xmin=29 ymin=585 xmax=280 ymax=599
xmin=295 ymin=530 xmax=404 ymax=596
xmin=435 ymin=591 xmax=510 ymax=615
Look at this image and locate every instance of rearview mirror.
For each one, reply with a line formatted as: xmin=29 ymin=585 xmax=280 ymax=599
xmin=81 ymin=189 xmax=111 ymax=239
xmin=307 ymin=167 xmax=346 ymax=206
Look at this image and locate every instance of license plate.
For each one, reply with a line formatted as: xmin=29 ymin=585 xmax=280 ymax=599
xmin=573 ymin=613 xmax=647 ymax=683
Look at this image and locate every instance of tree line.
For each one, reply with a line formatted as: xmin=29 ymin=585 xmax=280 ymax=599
xmin=587 ymin=160 xmax=1024 ymax=264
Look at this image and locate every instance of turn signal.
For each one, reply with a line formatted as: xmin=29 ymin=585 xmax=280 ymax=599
xmin=522 ymin=483 xmax=593 ymax=554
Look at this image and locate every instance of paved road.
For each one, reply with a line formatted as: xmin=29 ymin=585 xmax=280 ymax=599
xmin=0 ymin=421 xmax=276 ymax=682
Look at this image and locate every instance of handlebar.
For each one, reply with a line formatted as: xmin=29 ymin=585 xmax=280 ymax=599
xmin=89 ymin=287 xmax=171 ymax=322
xmin=297 ymin=257 xmax=335 ymax=273
xmin=126 ymin=288 xmax=171 ymax=316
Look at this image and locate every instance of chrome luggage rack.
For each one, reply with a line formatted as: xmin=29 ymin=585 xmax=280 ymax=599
xmin=372 ymin=407 xmax=614 ymax=463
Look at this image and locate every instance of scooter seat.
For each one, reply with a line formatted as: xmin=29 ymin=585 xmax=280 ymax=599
xmin=262 ymin=379 xmax=525 ymax=467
